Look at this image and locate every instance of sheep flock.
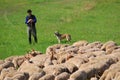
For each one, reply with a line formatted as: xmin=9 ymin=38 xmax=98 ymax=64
xmin=1 ymin=40 xmax=120 ymax=80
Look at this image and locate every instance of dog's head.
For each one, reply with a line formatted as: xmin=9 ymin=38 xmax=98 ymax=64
xmin=54 ymin=31 xmax=60 ymax=36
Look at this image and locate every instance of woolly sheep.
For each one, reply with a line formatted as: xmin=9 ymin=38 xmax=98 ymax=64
xmin=55 ymin=72 xmax=70 ymax=80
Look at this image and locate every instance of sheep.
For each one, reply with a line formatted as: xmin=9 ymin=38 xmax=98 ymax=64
xmin=99 ymin=69 xmax=118 ymax=80
xmin=77 ymin=41 xmax=103 ymax=54
xmin=64 ymin=62 xmax=78 ymax=73
xmin=72 ymin=40 xmax=88 ymax=47
xmin=0 ymin=68 xmax=27 ymax=80
xmin=69 ymin=70 xmax=87 ymax=80
xmin=55 ymin=72 xmax=70 ymax=80
xmin=78 ymin=47 xmax=102 ymax=54
xmin=39 ymin=74 xmax=55 ymax=80
xmin=66 ymin=57 xmax=89 ymax=68
xmin=101 ymin=41 xmax=117 ymax=54
xmin=63 ymin=46 xmax=79 ymax=54
xmin=5 ymin=56 xmax=17 ymax=62
xmin=29 ymin=71 xmax=45 ymax=80
xmin=0 ymin=67 xmax=16 ymax=80
xmin=4 ymin=77 xmax=12 ymax=80
xmin=52 ymin=60 xmax=58 ymax=65
xmin=0 ymin=60 xmax=5 ymax=65
xmin=44 ymin=57 xmax=53 ymax=67
xmin=112 ymin=47 xmax=120 ymax=53
xmin=43 ymin=64 xmax=68 ymax=76
xmin=0 ymin=61 xmax=14 ymax=73
xmin=12 ymin=56 xmax=27 ymax=69
xmin=12 ymin=72 xmax=29 ymax=80
xmin=87 ymin=41 xmax=103 ymax=48
xmin=99 ymin=61 xmax=120 ymax=80
xmin=18 ymin=60 xmax=43 ymax=76
xmin=57 ymin=52 xmax=74 ymax=64
xmin=29 ymin=54 xmax=48 ymax=68
xmin=78 ymin=54 xmax=118 ymax=79
xmin=90 ymin=77 xmax=98 ymax=80
xmin=114 ymin=72 xmax=120 ymax=80
xmin=46 ymin=44 xmax=69 ymax=55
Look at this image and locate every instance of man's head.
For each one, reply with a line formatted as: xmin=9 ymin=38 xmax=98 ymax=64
xmin=27 ymin=9 xmax=32 ymax=16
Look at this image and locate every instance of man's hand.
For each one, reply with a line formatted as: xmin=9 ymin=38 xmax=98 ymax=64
xmin=27 ymin=19 xmax=33 ymax=23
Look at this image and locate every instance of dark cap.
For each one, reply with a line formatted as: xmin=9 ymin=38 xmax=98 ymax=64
xmin=27 ymin=9 xmax=32 ymax=13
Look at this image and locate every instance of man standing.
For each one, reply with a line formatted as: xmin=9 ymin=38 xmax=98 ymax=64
xmin=25 ymin=9 xmax=37 ymax=44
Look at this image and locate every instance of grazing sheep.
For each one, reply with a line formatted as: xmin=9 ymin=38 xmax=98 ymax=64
xmin=12 ymin=72 xmax=29 ymax=80
xmin=72 ymin=40 xmax=88 ymax=47
xmin=101 ymin=41 xmax=117 ymax=54
xmin=3 ymin=72 xmax=29 ymax=80
xmin=57 ymin=52 xmax=74 ymax=64
xmin=64 ymin=62 xmax=78 ymax=73
xmin=90 ymin=77 xmax=98 ymax=80
xmin=66 ymin=57 xmax=89 ymax=68
xmin=70 ymin=70 xmax=87 ymax=80
xmin=55 ymin=72 xmax=70 ymax=80
xmin=43 ymin=64 xmax=68 ymax=76
xmin=0 ymin=67 xmax=16 ymax=80
xmin=0 ymin=60 xmax=5 ymax=65
xmin=30 ymin=54 xmax=48 ymax=68
xmin=4 ymin=77 xmax=12 ymax=80
xmin=100 ymin=61 xmax=120 ymax=80
xmin=5 ymin=56 xmax=17 ymax=62
xmin=44 ymin=57 xmax=53 ymax=67
xmin=0 ymin=61 xmax=14 ymax=73
xmin=114 ymin=72 xmax=120 ymax=80
xmin=46 ymin=44 xmax=69 ymax=55
xmin=12 ymin=56 xmax=27 ymax=68
xmin=39 ymin=74 xmax=55 ymax=80
xmin=18 ymin=60 xmax=43 ymax=75
xmin=112 ymin=47 xmax=120 ymax=53
xmin=87 ymin=41 xmax=103 ymax=48
xmin=29 ymin=71 xmax=45 ymax=80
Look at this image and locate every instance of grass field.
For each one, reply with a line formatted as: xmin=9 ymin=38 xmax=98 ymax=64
xmin=0 ymin=0 xmax=120 ymax=59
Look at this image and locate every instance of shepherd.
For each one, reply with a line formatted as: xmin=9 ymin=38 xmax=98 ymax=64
xmin=25 ymin=9 xmax=38 ymax=44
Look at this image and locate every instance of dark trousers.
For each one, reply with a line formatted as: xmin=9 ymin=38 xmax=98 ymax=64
xmin=28 ymin=26 xmax=37 ymax=44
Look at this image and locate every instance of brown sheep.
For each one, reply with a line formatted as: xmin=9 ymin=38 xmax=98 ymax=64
xmin=66 ymin=56 xmax=89 ymax=68
xmin=46 ymin=44 xmax=69 ymax=55
xmin=43 ymin=64 xmax=68 ymax=76
xmin=72 ymin=40 xmax=88 ymax=47
xmin=70 ymin=70 xmax=87 ymax=80
xmin=12 ymin=56 xmax=27 ymax=68
xmin=55 ymin=72 xmax=70 ymax=80
xmin=90 ymin=77 xmax=98 ymax=80
xmin=114 ymin=72 xmax=120 ymax=80
xmin=64 ymin=62 xmax=78 ymax=73
xmin=0 ymin=60 xmax=5 ymax=65
xmin=87 ymin=41 xmax=103 ymax=48
xmin=101 ymin=41 xmax=117 ymax=54
xmin=0 ymin=61 xmax=14 ymax=73
xmin=18 ymin=60 xmax=43 ymax=76
xmin=30 ymin=54 xmax=48 ymax=68
xmin=0 ymin=67 xmax=16 ymax=80
xmin=100 ymin=61 xmax=120 ymax=80
xmin=29 ymin=71 xmax=45 ymax=80
xmin=12 ymin=72 xmax=29 ymax=80
xmin=39 ymin=74 xmax=55 ymax=80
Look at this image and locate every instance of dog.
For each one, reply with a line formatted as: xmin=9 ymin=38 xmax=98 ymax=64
xmin=54 ymin=31 xmax=71 ymax=43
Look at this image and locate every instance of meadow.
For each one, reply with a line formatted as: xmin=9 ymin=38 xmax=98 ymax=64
xmin=0 ymin=0 xmax=120 ymax=59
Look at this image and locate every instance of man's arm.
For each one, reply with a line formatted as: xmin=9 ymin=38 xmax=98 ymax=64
xmin=33 ymin=16 xmax=37 ymax=23
xmin=25 ymin=16 xmax=29 ymax=24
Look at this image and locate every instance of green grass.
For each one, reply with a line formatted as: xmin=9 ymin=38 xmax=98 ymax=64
xmin=0 ymin=0 xmax=120 ymax=59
